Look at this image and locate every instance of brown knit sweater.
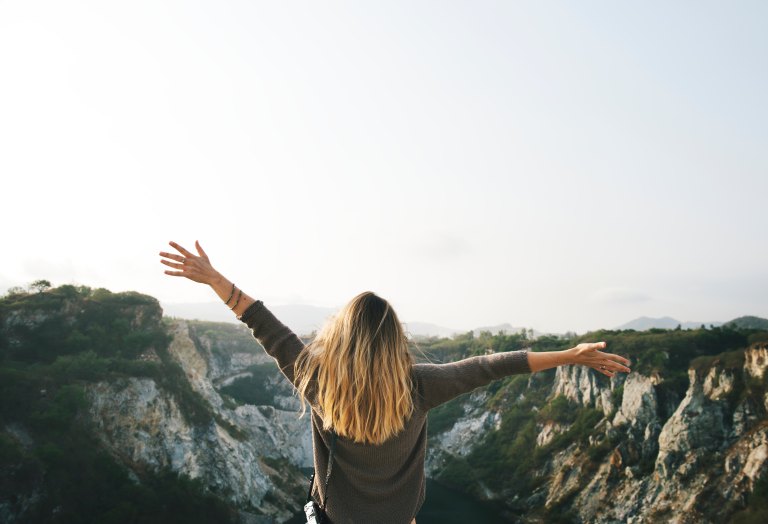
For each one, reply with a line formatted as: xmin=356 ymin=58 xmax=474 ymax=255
xmin=239 ymin=300 xmax=531 ymax=524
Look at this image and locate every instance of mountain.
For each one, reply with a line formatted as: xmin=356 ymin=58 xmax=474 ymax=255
xmin=4 ymin=285 xmax=768 ymax=523
xmin=163 ymin=301 xmax=463 ymax=339
xmin=472 ymin=323 xmax=551 ymax=338
xmin=473 ymin=322 xmax=527 ymax=334
xmin=420 ymin=326 xmax=768 ymax=522
xmin=725 ymin=315 xmax=768 ymax=330
xmin=617 ymin=316 xmax=724 ymax=331
xmin=1 ymin=285 xmax=308 ymax=523
xmin=162 ymin=301 xmax=336 ymax=336
xmin=403 ymin=321 xmax=461 ymax=339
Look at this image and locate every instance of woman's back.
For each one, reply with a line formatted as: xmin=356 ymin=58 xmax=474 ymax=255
xmin=240 ymin=297 xmax=530 ymax=524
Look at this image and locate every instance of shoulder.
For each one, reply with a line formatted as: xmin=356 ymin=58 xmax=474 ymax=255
xmin=411 ymin=365 xmax=435 ymax=409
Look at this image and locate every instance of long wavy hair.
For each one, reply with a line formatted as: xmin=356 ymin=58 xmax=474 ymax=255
xmin=294 ymin=291 xmax=415 ymax=445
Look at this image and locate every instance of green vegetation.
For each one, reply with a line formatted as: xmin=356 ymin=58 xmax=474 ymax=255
xmin=0 ymin=284 xmax=241 ymax=523
xmin=426 ymin=322 xmax=768 ymax=520
xmin=726 ymin=316 xmax=768 ymax=331
xmin=187 ymin=319 xmax=265 ymax=357
xmin=1 ymin=284 xmax=169 ymax=363
xmin=411 ymin=329 xmax=539 ymax=364
xmin=573 ymin=325 xmax=749 ymax=378
xmin=427 ymin=397 xmax=466 ymax=437
xmin=691 ymin=349 xmax=746 ymax=373
xmin=434 ymin=370 xmax=553 ymax=496
xmin=4 ymin=283 xmax=768 ymax=523
xmin=220 ymin=362 xmax=285 ymax=407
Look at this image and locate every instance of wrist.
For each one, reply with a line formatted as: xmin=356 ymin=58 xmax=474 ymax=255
xmin=209 ymin=271 xmax=226 ymax=288
xmin=561 ymin=348 xmax=576 ymax=366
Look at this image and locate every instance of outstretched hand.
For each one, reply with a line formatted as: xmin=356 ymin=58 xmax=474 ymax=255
xmin=159 ymin=240 xmax=221 ymax=285
xmin=568 ymin=342 xmax=631 ymax=378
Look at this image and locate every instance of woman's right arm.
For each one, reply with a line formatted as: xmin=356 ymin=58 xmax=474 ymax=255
xmin=527 ymin=342 xmax=631 ymax=378
xmin=415 ymin=350 xmax=531 ymax=410
xmin=416 ymin=342 xmax=631 ymax=410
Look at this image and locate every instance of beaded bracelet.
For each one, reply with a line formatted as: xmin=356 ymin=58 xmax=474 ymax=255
xmin=224 ymin=283 xmax=236 ymax=306
xmin=230 ymin=288 xmax=243 ymax=310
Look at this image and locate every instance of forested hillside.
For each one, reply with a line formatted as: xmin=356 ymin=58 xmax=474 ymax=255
xmin=0 ymin=284 xmax=312 ymax=524
xmin=415 ymin=325 xmax=768 ymax=523
xmin=2 ymin=284 xmax=767 ymax=523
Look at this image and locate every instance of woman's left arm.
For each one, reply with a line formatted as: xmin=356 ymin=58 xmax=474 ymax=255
xmin=528 ymin=342 xmax=631 ymax=378
xmin=160 ymin=240 xmax=256 ymax=318
xmin=160 ymin=240 xmax=305 ymax=383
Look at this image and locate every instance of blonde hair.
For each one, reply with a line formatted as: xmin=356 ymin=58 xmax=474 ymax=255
xmin=294 ymin=291 xmax=414 ymax=445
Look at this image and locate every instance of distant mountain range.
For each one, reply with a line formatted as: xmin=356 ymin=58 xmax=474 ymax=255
xmin=615 ymin=316 xmax=724 ymax=331
xmin=161 ymin=302 xmax=336 ymax=335
xmin=615 ymin=315 xmax=768 ymax=331
xmin=162 ymin=302 xmax=543 ymax=338
xmin=162 ymin=301 xmax=464 ymax=338
xmin=162 ymin=302 xmax=768 ymax=337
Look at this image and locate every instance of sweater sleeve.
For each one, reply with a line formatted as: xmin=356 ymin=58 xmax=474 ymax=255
xmin=238 ymin=300 xmax=305 ymax=385
xmin=414 ymin=350 xmax=531 ymax=410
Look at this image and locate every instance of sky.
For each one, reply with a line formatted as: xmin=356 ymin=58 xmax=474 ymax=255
xmin=1 ymin=1 xmax=767 ymax=334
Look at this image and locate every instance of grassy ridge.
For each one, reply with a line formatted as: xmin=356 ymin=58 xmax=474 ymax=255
xmin=0 ymin=285 xmax=240 ymax=524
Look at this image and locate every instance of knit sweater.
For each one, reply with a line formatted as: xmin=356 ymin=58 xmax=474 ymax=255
xmin=239 ymin=300 xmax=531 ymax=524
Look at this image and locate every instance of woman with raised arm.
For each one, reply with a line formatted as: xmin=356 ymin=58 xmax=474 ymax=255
xmin=160 ymin=240 xmax=631 ymax=524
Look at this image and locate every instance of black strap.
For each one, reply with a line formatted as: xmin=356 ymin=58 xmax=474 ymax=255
xmin=307 ymin=431 xmax=337 ymax=509
xmin=305 ymin=472 xmax=316 ymax=503
xmin=322 ymin=432 xmax=337 ymax=508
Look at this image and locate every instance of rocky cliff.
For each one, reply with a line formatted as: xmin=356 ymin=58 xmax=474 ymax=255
xmin=0 ymin=287 xmax=311 ymax=524
xmin=85 ymin=318 xmax=313 ymax=523
xmin=4 ymin=286 xmax=767 ymax=523
xmin=425 ymin=341 xmax=768 ymax=523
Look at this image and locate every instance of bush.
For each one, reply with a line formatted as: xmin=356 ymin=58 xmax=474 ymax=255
xmin=0 ymin=432 xmax=22 ymax=465
xmin=538 ymin=395 xmax=575 ymax=424
xmin=29 ymin=384 xmax=87 ymax=433
xmin=428 ymin=398 xmax=465 ymax=436
xmin=219 ymin=362 xmax=284 ymax=407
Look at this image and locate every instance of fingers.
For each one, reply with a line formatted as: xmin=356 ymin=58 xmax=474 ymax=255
xmin=576 ymin=341 xmax=607 ymax=353
xmin=598 ymin=361 xmax=630 ymax=374
xmin=169 ymin=241 xmax=194 ymax=258
xmin=593 ymin=355 xmax=631 ymax=375
xmin=604 ymin=352 xmax=632 ymax=367
xmin=195 ymin=240 xmax=208 ymax=259
xmin=160 ymin=242 xmax=214 ymax=284
xmin=159 ymin=251 xmax=185 ymax=263
xmin=160 ymin=259 xmax=183 ymax=269
xmin=575 ymin=341 xmax=631 ymax=377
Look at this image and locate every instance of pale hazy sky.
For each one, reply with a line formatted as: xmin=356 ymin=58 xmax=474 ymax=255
xmin=2 ymin=1 xmax=766 ymax=333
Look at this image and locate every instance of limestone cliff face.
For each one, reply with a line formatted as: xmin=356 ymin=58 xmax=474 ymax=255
xmin=175 ymin=320 xmax=313 ymax=468
xmin=427 ymin=344 xmax=768 ymax=523
xmin=88 ymin=378 xmax=273 ymax=508
xmin=745 ymin=345 xmax=768 ymax=380
xmin=551 ymin=364 xmax=620 ymax=416
xmin=425 ymin=390 xmax=500 ymax=476
xmin=85 ymin=319 xmax=311 ymax=523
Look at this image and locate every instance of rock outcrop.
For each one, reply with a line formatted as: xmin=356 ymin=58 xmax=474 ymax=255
xmin=85 ymin=319 xmax=312 ymax=523
xmin=427 ymin=343 xmax=768 ymax=523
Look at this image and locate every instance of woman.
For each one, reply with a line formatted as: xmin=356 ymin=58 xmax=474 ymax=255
xmin=160 ymin=240 xmax=631 ymax=524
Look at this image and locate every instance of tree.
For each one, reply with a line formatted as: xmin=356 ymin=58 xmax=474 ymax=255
xmin=29 ymin=279 xmax=52 ymax=293
xmin=4 ymin=286 xmax=27 ymax=297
